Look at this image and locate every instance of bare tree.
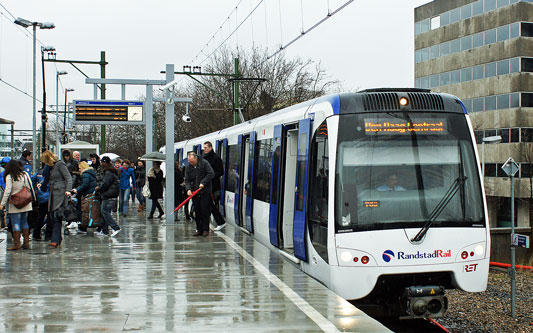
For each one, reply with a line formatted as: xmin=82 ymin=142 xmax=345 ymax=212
xmin=106 ymin=47 xmax=340 ymax=155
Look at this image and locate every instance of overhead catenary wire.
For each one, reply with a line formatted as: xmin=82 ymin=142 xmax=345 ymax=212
xmin=198 ymin=0 xmax=264 ymax=66
xmin=267 ymin=0 xmax=354 ymax=60
xmin=191 ymin=0 xmax=244 ymax=64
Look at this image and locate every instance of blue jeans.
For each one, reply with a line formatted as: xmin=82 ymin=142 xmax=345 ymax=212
xmin=9 ymin=212 xmax=29 ymax=232
xmin=119 ymin=188 xmax=131 ymax=215
xmin=101 ymin=199 xmax=120 ymax=234
xmin=135 ymin=188 xmax=145 ymax=205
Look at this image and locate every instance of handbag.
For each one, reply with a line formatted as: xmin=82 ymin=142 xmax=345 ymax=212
xmin=9 ymin=173 xmax=34 ymax=209
xmin=142 ymin=183 xmax=150 ymax=197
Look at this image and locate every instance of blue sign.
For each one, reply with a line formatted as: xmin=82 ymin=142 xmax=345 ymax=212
xmin=512 ymin=234 xmax=530 ymax=248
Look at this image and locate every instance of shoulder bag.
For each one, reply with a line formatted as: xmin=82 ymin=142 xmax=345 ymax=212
xmin=9 ymin=173 xmax=34 ymax=209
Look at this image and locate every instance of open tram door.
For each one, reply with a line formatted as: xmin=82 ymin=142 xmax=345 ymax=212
xmin=269 ymin=119 xmax=311 ymax=262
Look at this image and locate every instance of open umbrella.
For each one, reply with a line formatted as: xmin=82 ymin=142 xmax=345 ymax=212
xmin=100 ymin=153 xmax=120 ymax=161
xmin=140 ymin=151 xmax=166 ymax=161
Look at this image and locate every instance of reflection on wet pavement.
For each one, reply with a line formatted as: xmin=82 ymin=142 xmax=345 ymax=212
xmin=0 ymin=207 xmax=389 ymax=332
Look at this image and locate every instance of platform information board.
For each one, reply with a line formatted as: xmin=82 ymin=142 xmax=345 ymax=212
xmin=73 ymin=100 xmax=145 ymax=125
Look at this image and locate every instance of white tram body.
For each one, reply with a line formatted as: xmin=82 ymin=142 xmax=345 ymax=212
xmin=169 ymin=89 xmax=490 ymax=318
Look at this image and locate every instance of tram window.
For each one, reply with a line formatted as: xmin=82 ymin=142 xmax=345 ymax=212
xmin=296 ymin=133 xmax=308 ymax=211
xmin=271 ymin=139 xmax=281 ymax=205
xmin=226 ymin=145 xmax=237 ymax=192
xmin=254 ymin=139 xmax=272 ymax=203
xmin=309 ymin=121 xmax=329 ymax=263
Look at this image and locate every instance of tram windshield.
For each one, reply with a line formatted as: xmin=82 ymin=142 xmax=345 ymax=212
xmin=335 ymin=112 xmax=484 ymax=233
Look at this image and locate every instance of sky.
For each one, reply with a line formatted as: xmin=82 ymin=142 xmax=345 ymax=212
xmin=0 ymin=0 xmax=431 ymax=136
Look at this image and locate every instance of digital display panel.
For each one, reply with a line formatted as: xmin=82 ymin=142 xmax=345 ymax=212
xmin=364 ymin=201 xmax=380 ymax=208
xmin=73 ymin=100 xmax=144 ymax=125
xmin=364 ymin=118 xmax=447 ymax=135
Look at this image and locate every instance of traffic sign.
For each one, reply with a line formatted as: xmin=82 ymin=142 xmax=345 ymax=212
xmin=501 ymin=157 xmax=519 ymax=177
xmin=512 ymin=234 xmax=530 ymax=248
xmin=73 ymin=100 xmax=145 ymax=125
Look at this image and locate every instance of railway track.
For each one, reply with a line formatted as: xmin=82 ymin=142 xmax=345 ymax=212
xmin=377 ymin=318 xmax=449 ymax=332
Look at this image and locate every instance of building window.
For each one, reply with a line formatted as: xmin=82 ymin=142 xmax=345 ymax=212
xmin=485 ymin=96 xmax=497 ymax=110
xmin=484 ymin=0 xmax=497 ymax=12
xmin=472 ymin=1 xmax=484 ymax=16
xmin=450 ymin=8 xmax=461 ymax=24
xmin=451 ymin=70 xmax=461 ymax=84
xmin=497 ymin=0 xmax=510 ymax=8
xmin=485 ymin=62 xmax=497 ymax=77
xmin=440 ymin=11 xmax=450 ymax=26
xmin=510 ymin=58 xmax=520 ymax=72
xmin=485 ymin=28 xmax=497 ymax=44
xmin=497 ymin=25 xmax=510 ymax=41
xmin=497 ymin=94 xmax=509 ymax=109
xmin=498 ymin=128 xmax=510 ymax=142
xmin=522 ymin=22 xmax=533 ymax=37
xmin=473 ymin=98 xmax=484 ymax=112
xmin=440 ymin=72 xmax=450 ymax=85
xmin=473 ymin=32 xmax=484 ymax=48
xmin=485 ymin=163 xmax=497 ymax=177
xmin=440 ymin=42 xmax=450 ymax=57
xmin=511 ymin=128 xmax=520 ymax=142
xmin=520 ymin=163 xmax=531 ymax=178
xmin=461 ymin=35 xmax=473 ymax=51
xmin=430 ymin=16 xmax=441 ymax=30
xmin=461 ymin=3 xmax=473 ymax=19
xmin=510 ymin=22 xmax=520 ymax=38
xmin=522 ymin=93 xmax=533 ymax=107
xmin=451 ymin=39 xmax=461 ymax=53
xmin=497 ymin=59 xmax=510 ymax=75
xmin=522 ymin=58 xmax=533 ymax=72
xmin=521 ymin=128 xmax=533 ymax=142
xmin=510 ymin=93 xmax=520 ymax=107
xmin=461 ymin=68 xmax=473 ymax=82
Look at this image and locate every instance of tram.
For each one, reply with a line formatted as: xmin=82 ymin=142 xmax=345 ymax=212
xmin=170 ymin=89 xmax=490 ymax=318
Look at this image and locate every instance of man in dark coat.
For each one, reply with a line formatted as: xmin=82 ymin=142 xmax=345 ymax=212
xmin=95 ymin=156 xmax=121 ymax=236
xmin=185 ymin=151 xmax=214 ymax=237
xmin=19 ymin=150 xmax=33 ymax=175
xmin=147 ymin=161 xmax=165 ymax=219
xmin=202 ymin=141 xmax=226 ymax=230
xmin=62 ymin=149 xmax=78 ymax=175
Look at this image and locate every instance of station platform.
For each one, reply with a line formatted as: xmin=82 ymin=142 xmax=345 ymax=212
xmin=0 ymin=207 xmax=389 ymax=332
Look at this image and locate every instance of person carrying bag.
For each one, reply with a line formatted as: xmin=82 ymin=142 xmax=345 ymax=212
xmin=0 ymin=160 xmax=36 ymax=250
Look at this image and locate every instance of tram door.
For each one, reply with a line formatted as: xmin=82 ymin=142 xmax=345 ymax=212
xmin=234 ymin=134 xmax=250 ymax=227
xmin=269 ymin=124 xmax=298 ymax=252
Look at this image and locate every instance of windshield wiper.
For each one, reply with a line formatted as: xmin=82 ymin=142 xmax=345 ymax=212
xmin=411 ymin=176 xmax=467 ymax=242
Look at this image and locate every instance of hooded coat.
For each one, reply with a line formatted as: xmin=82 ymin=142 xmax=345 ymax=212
xmin=74 ymin=168 xmax=97 ymax=197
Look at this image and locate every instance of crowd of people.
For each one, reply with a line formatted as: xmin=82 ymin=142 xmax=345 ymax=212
xmin=0 ymin=140 xmax=227 ymax=249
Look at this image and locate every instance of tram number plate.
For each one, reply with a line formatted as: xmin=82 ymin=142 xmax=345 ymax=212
xmin=463 ymin=263 xmax=478 ymax=272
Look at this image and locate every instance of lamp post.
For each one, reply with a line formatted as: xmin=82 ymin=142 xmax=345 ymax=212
xmin=41 ymin=46 xmax=55 ymax=152
xmin=14 ymin=17 xmax=55 ymax=171
xmin=63 ymin=88 xmax=74 ymax=144
xmin=56 ymin=71 xmax=67 ymax=153
xmin=481 ymin=135 xmax=502 ymax=177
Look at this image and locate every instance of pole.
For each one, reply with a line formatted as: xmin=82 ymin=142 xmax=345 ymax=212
xmin=145 ymin=84 xmax=153 ymax=183
xmin=10 ymin=124 xmax=14 ymax=159
xmin=32 ymin=24 xmax=37 ymax=171
xmin=63 ymin=90 xmax=67 ymax=144
xmin=100 ymin=51 xmax=106 ymax=153
xmin=510 ymin=175 xmax=516 ymax=318
xmin=56 ymin=73 xmax=60 ymax=154
xmin=233 ymin=57 xmax=240 ymax=125
xmin=164 ymin=64 xmax=175 ymax=223
xmin=41 ymin=50 xmax=47 ymax=151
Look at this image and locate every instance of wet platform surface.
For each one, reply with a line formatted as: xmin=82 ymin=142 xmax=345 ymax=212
xmin=0 ymin=205 xmax=389 ymax=332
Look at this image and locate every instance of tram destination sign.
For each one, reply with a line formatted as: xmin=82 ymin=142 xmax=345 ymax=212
xmin=73 ymin=100 xmax=145 ymax=125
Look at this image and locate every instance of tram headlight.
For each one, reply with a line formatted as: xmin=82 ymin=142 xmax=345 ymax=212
xmin=411 ymin=299 xmax=427 ymax=316
xmin=475 ymin=245 xmax=484 ymax=256
xmin=340 ymin=251 xmax=352 ymax=262
xmin=399 ymin=97 xmax=409 ymax=106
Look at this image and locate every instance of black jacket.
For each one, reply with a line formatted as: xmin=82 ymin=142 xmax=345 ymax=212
xmin=135 ymin=166 xmax=146 ymax=188
xmin=62 ymin=157 xmax=79 ymax=174
xmin=185 ymin=157 xmax=214 ymax=196
xmin=147 ymin=167 xmax=164 ymax=200
xmin=98 ymin=166 xmax=119 ymax=199
xmin=203 ymin=150 xmax=224 ymax=192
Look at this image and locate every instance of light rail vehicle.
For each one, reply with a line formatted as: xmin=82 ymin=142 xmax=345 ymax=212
xmin=167 ymin=89 xmax=490 ymax=319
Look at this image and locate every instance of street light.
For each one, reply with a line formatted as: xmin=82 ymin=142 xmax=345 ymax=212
xmin=41 ymin=46 xmax=55 ymax=152
xmin=56 ymin=71 xmax=68 ymax=153
xmin=63 ymin=88 xmax=74 ymax=144
xmin=481 ymin=135 xmax=502 ymax=177
xmin=14 ymin=17 xmax=55 ymax=172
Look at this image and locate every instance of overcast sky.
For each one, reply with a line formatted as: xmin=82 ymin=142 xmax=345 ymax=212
xmin=0 ymin=0 xmax=431 ymax=134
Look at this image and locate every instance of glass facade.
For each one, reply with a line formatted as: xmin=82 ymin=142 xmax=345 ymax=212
xmin=415 ymin=22 xmax=521 ymax=64
xmin=415 ymin=57 xmax=525 ymax=88
xmin=415 ymin=0 xmax=529 ymax=36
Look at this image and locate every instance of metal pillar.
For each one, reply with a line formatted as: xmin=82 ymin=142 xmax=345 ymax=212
xmin=164 ymin=64 xmax=175 ymax=224
xmin=145 ymin=84 xmax=153 ymax=175
xmin=32 ymin=24 xmax=37 ymax=171
xmin=100 ymin=51 xmax=106 ymax=153
xmin=10 ymin=124 xmax=14 ymax=159
xmin=233 ymin=58 xmax=240 ymax=125
xmin=510 ymin=175 xmax=516 ymax=318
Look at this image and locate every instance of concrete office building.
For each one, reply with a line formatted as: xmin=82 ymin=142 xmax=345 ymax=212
xmin=414 ymin=0 xmax=532 ymax=264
